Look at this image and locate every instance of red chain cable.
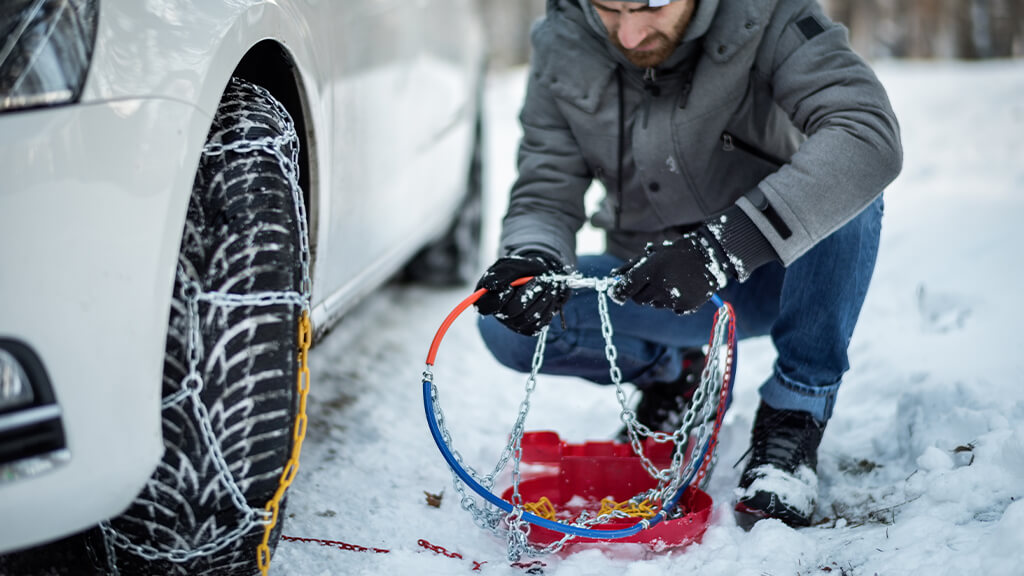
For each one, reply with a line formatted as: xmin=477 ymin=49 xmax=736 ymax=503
xmin=279 ymin=535 xmax=389 ymax=554
xmin=417 ymin=539 xmax=489 ymax=571
xmin=280 ymin=535 xmax=511 ymax=572
xmin=417 ymin=538 xmax=463 ymax=559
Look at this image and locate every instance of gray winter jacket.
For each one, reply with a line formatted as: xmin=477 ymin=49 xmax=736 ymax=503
xmin=499 ymin=0 xmax=902 ymax=269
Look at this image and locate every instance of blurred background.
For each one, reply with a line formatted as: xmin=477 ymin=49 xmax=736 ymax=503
xmin=479 ymin=0 xmax=1024 ymax=67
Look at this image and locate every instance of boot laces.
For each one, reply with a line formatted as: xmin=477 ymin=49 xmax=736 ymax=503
xmin=737 ymin=407 xmax=824 ymax=475
xmin=753 ymin=419 xmax=817 ymax=471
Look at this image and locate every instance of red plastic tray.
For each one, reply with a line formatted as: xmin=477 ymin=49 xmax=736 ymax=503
xmin=500 ymin=431 xmax=712 ymax=552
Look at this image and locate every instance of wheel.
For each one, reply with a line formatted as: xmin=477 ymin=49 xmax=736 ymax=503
xmin=32 ymin=78 xmax=303 ymax=576
xmin=401 ymin=114 xmax=484 ymax=286
xmin=107 ymin=77 xmax=304 ymax=575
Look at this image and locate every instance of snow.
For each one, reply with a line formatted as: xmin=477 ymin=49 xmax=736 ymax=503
xmin=269 ymin=60 xmax=1024 ymax=575
xmin=736 ymin=464 xmax=818 ymax=517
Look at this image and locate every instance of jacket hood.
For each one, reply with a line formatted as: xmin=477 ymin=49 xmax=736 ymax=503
xmin=573 ymin=0 xmax=720 ymax=69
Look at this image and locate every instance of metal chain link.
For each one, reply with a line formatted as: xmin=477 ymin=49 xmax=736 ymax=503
xmin=430 ymin=273 xmax=735 ymax=560
xmin=103 ymin=85 xmax=313 ymax=575
xmin=428 ymin=382 xmax=506 ymax=535
xmin=258 ymin=310 xmax=312 ymax=574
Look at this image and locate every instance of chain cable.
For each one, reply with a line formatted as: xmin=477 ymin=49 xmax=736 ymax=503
xmin=101 ymin=87 xmax=312 ymax=576
xmin=429 ymin=272 xmax=735 ymax=560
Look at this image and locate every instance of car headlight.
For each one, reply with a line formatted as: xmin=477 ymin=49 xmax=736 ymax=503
xmin=0 ymin=348 xmax=34 ymax=412
xmin=0 ymin=0 xmax=98 ymax=112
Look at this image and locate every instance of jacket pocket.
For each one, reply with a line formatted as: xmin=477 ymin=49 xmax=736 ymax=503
xmin=720 ymin=131 xmax=787 ymax=168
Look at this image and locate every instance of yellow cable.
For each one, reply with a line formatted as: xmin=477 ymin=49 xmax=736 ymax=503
xmin=522 ymin=497 xmax=558 ymax=521
xmin=258 ymin=311 xmax=312 ymax=574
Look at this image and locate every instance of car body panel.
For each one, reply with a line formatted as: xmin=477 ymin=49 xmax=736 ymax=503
xmin=80 ymin=0 xmax=483 ymax=332
xmin=0 ymin=0 xmax=484 ymax=553
xmin=0 ymin=97 xmax=211 ymax=551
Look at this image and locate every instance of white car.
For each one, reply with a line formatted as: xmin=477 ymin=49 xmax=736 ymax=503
xmin=0 ymin=0 xmax=485 ymax=574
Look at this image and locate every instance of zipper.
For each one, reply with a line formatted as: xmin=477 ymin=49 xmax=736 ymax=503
xmin=641 ymin=67 xmax=660 ymax=130
xmin=721 ymin=131 xmax=786 ymax=167
xmin=644 ymin=67 xmax=658 ymax=88
xmin=679 ymin=69 xmax=695 ymax=109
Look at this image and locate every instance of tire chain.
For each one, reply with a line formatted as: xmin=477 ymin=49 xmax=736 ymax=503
xmin=428 ymin=274 xmax=735 ymax=561
xmin=100 ymin=84 xmax=312 ymax=576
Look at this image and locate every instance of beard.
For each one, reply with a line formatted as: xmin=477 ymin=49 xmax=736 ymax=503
xmin=609 ymin=10 xmax=690 ymax=68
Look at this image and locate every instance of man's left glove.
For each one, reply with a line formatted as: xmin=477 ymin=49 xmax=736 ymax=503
xmin=475 ymin=252 xmax=570 ymax=336
xmin=611 ymin=229 xmax=730 ymax=314
xmin=611 ymin=205 xmax=780 ymax=314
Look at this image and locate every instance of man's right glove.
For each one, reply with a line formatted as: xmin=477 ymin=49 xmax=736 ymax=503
xmin=474 ymin=252 xmax=570 ymax=336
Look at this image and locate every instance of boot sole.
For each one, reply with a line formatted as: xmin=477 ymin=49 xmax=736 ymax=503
xmin=733 ymin=493 xmax=813 ymax=530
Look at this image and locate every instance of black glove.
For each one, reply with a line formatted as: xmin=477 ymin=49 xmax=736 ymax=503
xmin=611 ymin=229 xmax=729 ymax=314
xmin=611 ymin=205 xmax=780 ymax=314
xmin=475 ymin=252 xmax=570 ymax=336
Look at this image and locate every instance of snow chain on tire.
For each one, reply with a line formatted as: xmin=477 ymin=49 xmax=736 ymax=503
xmin=98 ymin=78 xmax=312 ymax=576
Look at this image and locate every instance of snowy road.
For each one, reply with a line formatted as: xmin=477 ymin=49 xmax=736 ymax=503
xmin=269 ymin=61 xmax=1024 ymax=576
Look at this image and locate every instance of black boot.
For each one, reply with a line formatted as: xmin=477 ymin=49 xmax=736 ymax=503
xmin=617 ymin=348 xmax=705 ymax=441
xmin=734 ymin=402 xmax=825 ymax=529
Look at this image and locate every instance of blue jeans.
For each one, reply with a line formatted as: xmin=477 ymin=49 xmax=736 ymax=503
xmin=478 ymin=197 xmax=883 ymax=422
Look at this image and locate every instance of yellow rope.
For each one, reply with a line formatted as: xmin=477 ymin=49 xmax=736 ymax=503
xmin=258 ymin=311 xmax=312 ymax=574
xmin=598 ymin=498 xmax=656 ymax=519
xmin=521 ymin=496 xmax=657 ymax=522
xmin=522 ymin=497 xmax=558 ymax=521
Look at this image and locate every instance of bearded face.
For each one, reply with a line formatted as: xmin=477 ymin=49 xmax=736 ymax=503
xmin=592 ymin=1 xmax=697 ymax=68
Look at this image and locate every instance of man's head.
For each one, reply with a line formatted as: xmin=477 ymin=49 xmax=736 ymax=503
xmin=590 ymin=0 xmax=697 ymax=68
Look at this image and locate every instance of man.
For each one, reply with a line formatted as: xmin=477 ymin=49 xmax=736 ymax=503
xmin=474 ymin=0 xmax=901 ymax=529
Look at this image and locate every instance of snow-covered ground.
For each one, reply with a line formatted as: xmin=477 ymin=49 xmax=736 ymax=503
xmin=270 ymin=60 xmax=1024 ymax=576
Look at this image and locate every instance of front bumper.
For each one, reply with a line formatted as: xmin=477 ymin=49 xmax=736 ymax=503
xmin=0 ymin=97 xmax=210 ymax=553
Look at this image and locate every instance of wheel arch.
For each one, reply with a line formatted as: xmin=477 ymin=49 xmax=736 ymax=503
xmin=228 ymin=41 xmax=319 ymax=294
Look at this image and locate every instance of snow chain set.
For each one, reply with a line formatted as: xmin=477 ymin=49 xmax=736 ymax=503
xmin=98 ymin=123 xmax=313 ymax=576
xmin=96 ymin=110 xmax=735 ymax=569
xmin=424 ymin=276 xmax=737 ymax=560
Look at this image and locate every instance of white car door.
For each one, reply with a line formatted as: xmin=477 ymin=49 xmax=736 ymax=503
xmin=318 ymin=0 xmax=480 ymax=312
xmin=322 ymin=0 xmax=423 ymax=298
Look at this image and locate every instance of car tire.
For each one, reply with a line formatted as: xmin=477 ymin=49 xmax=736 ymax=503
xmin=106 ymin=77 xmax=304 ymax=576
xmin=400 ymin=115 xmax=484 ymax=286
